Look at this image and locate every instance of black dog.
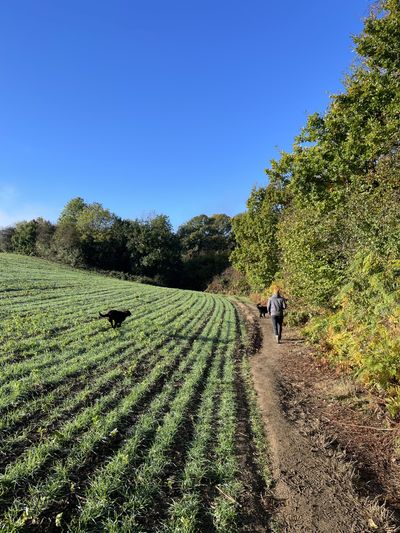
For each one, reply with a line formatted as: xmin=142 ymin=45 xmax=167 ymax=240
xmin=256 ymin=303 xmax=268 ymax=318
xmin=99 ymin=309 xmax=131 ymax=328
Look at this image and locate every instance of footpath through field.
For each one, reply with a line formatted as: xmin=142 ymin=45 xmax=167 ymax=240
xmin=237 ymin=302 xmax=399 ymax=533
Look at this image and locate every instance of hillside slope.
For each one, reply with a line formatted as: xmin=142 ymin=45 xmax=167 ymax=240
xmin=0 ymin=253 xmax=271 ymax=532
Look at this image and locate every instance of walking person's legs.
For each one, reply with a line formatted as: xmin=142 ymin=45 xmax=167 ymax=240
xmin=276 ymin=315 xmax=284 ymax=343
xmin=271 ymin=315 xmax=279 ymax=343
xmin=271 ymin=315 xmax=284 ymax=343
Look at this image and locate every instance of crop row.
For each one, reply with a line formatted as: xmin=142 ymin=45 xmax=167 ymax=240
xmin=0 ymin=254 xmax=271 ymax=532
xmin=0 ymin=290 xmax=207 ymax=412
xmin=0 ymin=298 xmax=226 ymax=530
xmin=0 ymin=292 xmax=213 ymax=470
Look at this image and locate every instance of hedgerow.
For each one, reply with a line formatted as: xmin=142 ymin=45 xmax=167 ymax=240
xmin=231 ymin=1 xmax=400 ymax=414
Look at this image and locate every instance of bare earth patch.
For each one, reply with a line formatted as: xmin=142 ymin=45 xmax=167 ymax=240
xmin=236 ymin=302 xmax=400 ymax=533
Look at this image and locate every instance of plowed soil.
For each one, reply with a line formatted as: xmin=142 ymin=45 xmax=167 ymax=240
xmin=237 ymin=302 xmax=400 ymax=533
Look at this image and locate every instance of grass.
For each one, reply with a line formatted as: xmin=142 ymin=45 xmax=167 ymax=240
xmin=0 ymin=253 xmax=272 ymax=532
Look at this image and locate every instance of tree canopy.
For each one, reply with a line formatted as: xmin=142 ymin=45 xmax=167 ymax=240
xmin=230 ymin=0 xmax=400 ymax=411
xmin=177 ymin=214 xmax=235 ymax=290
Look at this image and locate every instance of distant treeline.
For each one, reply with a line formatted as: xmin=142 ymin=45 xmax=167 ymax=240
xmin=231 ymin=0 xmax=400 ymax=412
xmin=0 ymin=198 xmax=235 ymax=291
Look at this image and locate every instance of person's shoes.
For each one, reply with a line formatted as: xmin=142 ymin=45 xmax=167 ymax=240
xmin=275 ymin=335 xmax=279 ymax=343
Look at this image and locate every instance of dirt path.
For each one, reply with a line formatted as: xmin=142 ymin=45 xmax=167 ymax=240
xmin=237 ymin=302 xmax=398 ymax=533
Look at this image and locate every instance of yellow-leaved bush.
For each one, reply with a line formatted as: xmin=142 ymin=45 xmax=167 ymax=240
xmin=304 ymin=253 xmax=400 ymax=416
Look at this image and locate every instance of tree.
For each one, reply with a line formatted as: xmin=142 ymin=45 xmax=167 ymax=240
xmin=52 ymin=198 xmax=125 ymax=269
xmin=0 ymin=226 xmax=16 ymax=252
xmin=125 ymin=215 xmax=181 ymax=285
xmin=177 ymin=214 xmax=234 ymax=290
xmin=75 ymin=202 xmax=117 ymax=268
xmin=178 ymin=214 xmax=234 ymax=259
xmin=58 ymin=197 xmax=87 ymax=225
xmin=35 ymin=218 xmax=56 ymax=258
xmin=51 ymin=221 xmax=83 ymax=267
xmin=10 ymin=220 xmax=38 ymax=255
xmin=141 ymin=215 xmax=181 ymax=284
xmin=231 ymin=186 xmax=281 ymax=291
xmin=52 ymin=197 xmax=88 ymax=266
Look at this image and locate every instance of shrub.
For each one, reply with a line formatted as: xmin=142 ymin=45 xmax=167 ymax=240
xmin=206 ymin=267 xmax=250 ymax=295
xmin=304 ymin=252 xmax=400 ymax=415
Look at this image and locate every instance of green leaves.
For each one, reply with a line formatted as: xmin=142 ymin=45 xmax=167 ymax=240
xmin=231 ymin=185 xmax=281 ymax=291
xmin=232 ymin=1 xmax=400 ymax=412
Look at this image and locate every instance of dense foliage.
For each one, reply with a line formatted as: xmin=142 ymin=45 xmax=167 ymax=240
xmin=0 ymin=200 xmax=233 ymax=291
xmin=230 ymin=186 xmax=281 ymax=291
xmin=232 ymin=0 xmax=400 ymax=413
xmin=177 ymin=214 xmax=235 ymax=290
xmin=206 ymin=266 xmax=251 ymax=295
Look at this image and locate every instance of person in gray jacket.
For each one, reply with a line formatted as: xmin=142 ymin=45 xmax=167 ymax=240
xmin=267 ymin=289 xmax=287 ymax=343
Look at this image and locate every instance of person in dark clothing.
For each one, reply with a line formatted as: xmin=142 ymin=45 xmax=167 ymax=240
xmin=267 ymin=289 xmax=287 ymax=343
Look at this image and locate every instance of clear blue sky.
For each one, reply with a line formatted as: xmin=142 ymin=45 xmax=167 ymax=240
xmin=0 ymin=0 xmax=370 ymax=229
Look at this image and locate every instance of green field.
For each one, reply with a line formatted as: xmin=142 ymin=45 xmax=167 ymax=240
xmin=0 ymin=254 xmax=270 ymax=532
